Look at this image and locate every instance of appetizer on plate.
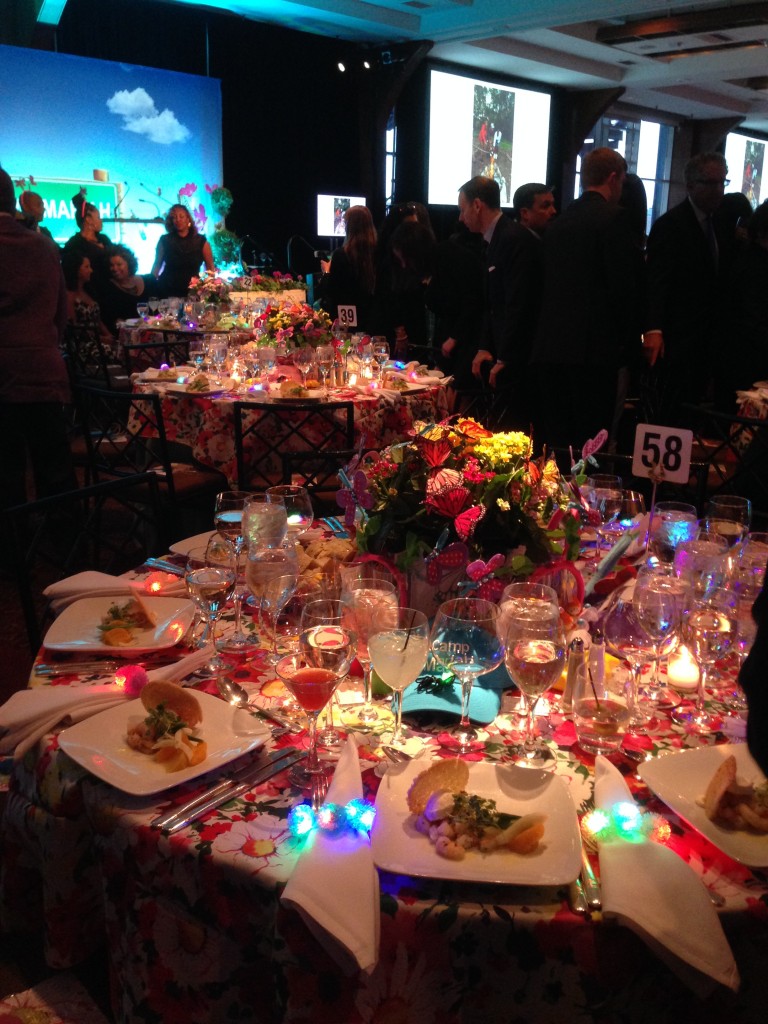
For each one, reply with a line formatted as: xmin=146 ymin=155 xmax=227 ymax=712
xmin=407 ymin=760 xmax=546 ymax=860
xmin=99 ymin=597 xmax=155 ymax=647
xmin=127 ymin=681 xmax=207 ymax=772
xmin=702 ymin=754 xmax=768 ymax=832
xmin=187 ymin=373 xmax=213 ymax=393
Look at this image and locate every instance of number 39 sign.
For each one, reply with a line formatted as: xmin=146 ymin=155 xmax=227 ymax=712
xmin=631 ymin=423 xmax=693 ymax=485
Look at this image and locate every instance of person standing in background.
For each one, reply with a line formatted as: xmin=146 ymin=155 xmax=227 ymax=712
xmin=317 ymin=205 xmax=377 ymax=333
xmin=152 ymin=203 xmax=214 ymax=298
xmin=0 ymin=167 xmax=76 ymax=510
xmin=19 ymin=190 xmax=55 ymax=242
xmin=62 ymin=189 xmax=113 ymax=307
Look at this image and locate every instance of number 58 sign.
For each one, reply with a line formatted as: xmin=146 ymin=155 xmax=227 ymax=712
xmin=632 ymin=423 xmax=693 ymax=484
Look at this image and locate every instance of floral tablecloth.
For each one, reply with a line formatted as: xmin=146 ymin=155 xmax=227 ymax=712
xmin=134 ymin=384 xmax=449 ymax=487
xmin=2 ymin=606 xmax=768 ymax=1023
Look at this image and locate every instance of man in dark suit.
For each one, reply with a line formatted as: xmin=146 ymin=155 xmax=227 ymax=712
xmin=457 ymin=176 xmax=555 ymax=430
xmin=644 ymin=152 xmax=729 ymax=423
xmin=530 ymin=147 xmax=645 ymax=451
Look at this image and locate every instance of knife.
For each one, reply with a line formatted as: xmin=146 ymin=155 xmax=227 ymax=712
xmin=151 ymin=747 xmax=305 ymax=834
xmin=568 ymin=877 xmax=588 ymax=915
xmin=143 ymin=557 xmax=186 ymax=576
xmin=35 ymin=658 xmax=179 ymax=677
xmin=580 ymin=847 xmax=602 ymax=912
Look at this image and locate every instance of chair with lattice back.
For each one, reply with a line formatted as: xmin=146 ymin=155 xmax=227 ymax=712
xmin=233 ymin=399 xmax=355 ymax=492
xmin=63 ymin=325 xmax=131 ymax=391
xmin=281 ymin=449 xmax=357 ymax=516
xmin=73 ymin=383 xmax=228 ymax=536
xmin=4 ymin=473 xmax=166 ymax=653
xmin=122 ymin=334 xmax=192 ymax=374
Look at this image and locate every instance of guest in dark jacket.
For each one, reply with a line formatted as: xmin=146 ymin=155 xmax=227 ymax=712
xmin=152 ymin=204 xmax=214 ymax=298
xmin=62 ymin=189 xmax=113 ymax=306
xmin=740 ymin=578 xmax=768 ymax=775
xmin=723 ymin=200 xmax=768 ymax=401
xmin=317 ymin=205 xmax=377 ymax=333
xmin=0 ymin=167 xmax=75 ymax=509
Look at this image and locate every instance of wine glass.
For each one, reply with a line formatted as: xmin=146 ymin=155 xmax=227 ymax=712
xmin=371 ymin=337 xmax=390 ymax=383
xmin=299 ymin=597 xmax=348 ymax=746
xmin=266 ymin=484 xmax=313 ymax=539
xmin=497 ymin=581 xmax=559 ymax=714
xmin=585 ymin=475 xmax=623 ymax=523
xmin=242 ymin=493 xmax=287 ymax=549
xmin=258 ymin=345 xmax=277 ymax=380
xmin=207 ymin=337 xmax=228 ymax=384
xmin=136 ymin=302 xmax=149 ymax=320
xmin=647 ymin=501 xmax=698 ymax=563
xmin=292 ymin=346 xmax=314 ymax=388
xmin=633 ymin=565 xmax=690 ymax=706
xmin=245 ymin=549 xmax=298 ymax=661
xmin=184 ymin=544 xmax=236 ymax=676
xmin=212 ymin=490 xmax=258 ymax=655
xmin=673 ymin=589 xmax=737 ymax=732
xmin=707 ymin=494 xmax=752 ymax=530
xmin=369 ymin=608 xmax=429 ymax=746
xmin=315 ymin=344 xmax=334 ymax=394
xmin=188 ymin=339 xmax=206 ymax=371
xmin=275 ymin=619 xmax=356 ymax=788
xmin=602 ymin=586 xmax=656 ymax=729
xmin=341 ymin=579 xmax=399 ymax=728
xmin=429 ymin=597 xmax=504 ymax=753
xmin=697 ymin=516 xmax=749 ymax=550
xmin=727 ymin=566 xmax=761 ymax=710
xmin=674 ymin=536 xmax=729 ymax=601
xmin=502 ymin=601 xmax=565 ymax=767
xmin=359 ymin=341 xmax=374 ymax=379
xmin=147 ymin=296 xmax=160 ymax=317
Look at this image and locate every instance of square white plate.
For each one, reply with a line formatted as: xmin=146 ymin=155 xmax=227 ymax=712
xmin=372 ymin=761 xmax=581 ymax=886
xmin=43 ymin=595 xmax=195 ymax=655
xmin=169 ymin=531 xmax=216 ymax=556
xmin=639 ymin=743 xmax=768 ymax=867
xmin=59 ymin=691 xmax=270 ymax=795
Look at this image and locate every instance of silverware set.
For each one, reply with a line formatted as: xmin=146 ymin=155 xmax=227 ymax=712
xmin=321 ymin=516 xmax=350 ymax=538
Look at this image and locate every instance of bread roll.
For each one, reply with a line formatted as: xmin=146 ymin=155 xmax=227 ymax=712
xmin=140 ymin=681 xmax=202 ymax=727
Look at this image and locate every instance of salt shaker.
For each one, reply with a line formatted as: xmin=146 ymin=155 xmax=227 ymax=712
xmin=589 ymin=629 xmax=605 ymax=688
xmin=562 ymin=636 xmax=585 ymax=715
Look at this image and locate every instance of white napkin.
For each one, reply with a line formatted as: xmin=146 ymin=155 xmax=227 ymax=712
xmin=281 ymin=739 xmax=379 ymax=974
xmin=594 ymin=755 xmax=739 ymax=994
xmin=0 ymin=646 xmax=214 ymax=761
xmin=43 ymin=571 xmax=186 ymax=612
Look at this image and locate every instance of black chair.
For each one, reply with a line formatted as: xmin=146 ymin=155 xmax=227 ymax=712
xmin=281 ymin=449 xmax=357 ymax=516
xmin=233 ymin=399 xmax=355 ymax=492
xmin=73 ymin=383 xmax=228 ymax=538
xmin=63 ymin=325 xmax=131 ymax=391
xmin=4 ymin=473 xmax=166 ymax=654
xmin=122 ymin=334 xmax=192 ymax=374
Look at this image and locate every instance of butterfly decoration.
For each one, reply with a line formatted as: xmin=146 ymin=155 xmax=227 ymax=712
xmin=179 ymin=182 xmax=198 ymax=197
xmin=455 ymin=504 xmax=486 ymax=541
xmin=459 ymin=552 xmax=505 ymax=595
xmin=426 ymin=485 xmax=471 ymax=518
xmin=426 ymin=467 xmax=462 ymax=496
xmin=425 ymin=542 xmax=469 ymax=585
xmin=414 ymin=433 xmax=452 ymax=468
xmin=336 ymin=469 xmax=373 ymax=526
xmin=192 ymin=204 xmax=207 ymax=233
xmin=570 ymin=428 xmax=609 ymax=478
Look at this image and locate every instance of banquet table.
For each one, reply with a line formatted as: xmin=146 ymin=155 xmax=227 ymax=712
xmin=130 ymin=375 xmax=450 ymax=488
xmin=2 ymin=543 xmax=768 ymax=1024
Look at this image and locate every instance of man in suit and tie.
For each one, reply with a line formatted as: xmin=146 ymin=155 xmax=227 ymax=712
xmin=644 ymin=152 xmax=729 ymax=423
xmin=530 ymin=147 xmax=645 ymax=451
xmin=457 ymin=176 xmax=555 ymax=430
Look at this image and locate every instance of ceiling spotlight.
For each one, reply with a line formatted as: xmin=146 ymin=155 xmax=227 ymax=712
xmin=363 ymin=60 xmax=371 ymax=69
xmin=337 ymin=61 xmax=346 ymax=73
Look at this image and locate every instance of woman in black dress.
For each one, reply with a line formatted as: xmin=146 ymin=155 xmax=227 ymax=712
xmin=317 ymin=206 xmax=377 ymax=332
xmin=62 ymin=192 xmax=113 ymax=307
xmin=151 ymin=204 xmax=214 ymax=298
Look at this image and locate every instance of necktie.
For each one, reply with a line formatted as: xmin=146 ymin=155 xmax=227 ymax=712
xmin=705 ymin=215 xmax=718 ymax=270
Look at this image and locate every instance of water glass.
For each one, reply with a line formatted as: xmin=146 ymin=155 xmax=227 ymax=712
xmin=243 ymin=494 xmax=288 ymax=549
xmin=258 ymin=345 xmax=277 ymax=379
xmin=674 ymin=536 xmax=729 ymax=600
xmin=266 ymin=484 xmax=313 ymax=539
xmin=573 ymin=656 xmax=632 ymax=756
xmin=647 ymin=501 xmax=698 ymax=563
xmin=136 ymin=302 xmax=149 ymax=319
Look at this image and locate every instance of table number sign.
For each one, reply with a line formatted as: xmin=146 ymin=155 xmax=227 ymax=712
xmin=337 ymin=305 xmax=358 ymax=328
xmin=631 ymin=423 xmax=692 ymax=485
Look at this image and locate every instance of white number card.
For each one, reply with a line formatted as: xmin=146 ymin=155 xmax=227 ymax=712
xmin=632 ymin=423 xmax=693 ymax=485
xmin=337 ymin=305 xmax=358 ymax=328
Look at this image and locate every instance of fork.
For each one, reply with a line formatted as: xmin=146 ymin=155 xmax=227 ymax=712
xmin=322 ymin=516 xmax=349 ymax=538
xmin=311 ymin=771 xmax=330 ymax=813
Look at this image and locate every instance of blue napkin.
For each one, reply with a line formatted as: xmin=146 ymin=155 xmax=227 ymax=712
xmin=401 ymin=662 xmax=509 ymax=725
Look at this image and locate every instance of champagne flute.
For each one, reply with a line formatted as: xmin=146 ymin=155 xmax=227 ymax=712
xmin=211 ymin=490 xmax=258 ymax=655
xmin=341 ymin=579 xmax=399 ymax=728
xmin=429 ymin=598 xmax=504 ymax=753
xmin=266 ymin=484 xmax=313 ymax=540
xmin=503 ymin=602 xmax=565 ymax=767
xmin=275 ymin=617 xmax=357 ymax=787
xmin=673 ymin=589 xmax=737 ymax=732
xmin=184 ymin=544 xmax=236 ymax=676
xmin=369 ymin=608 xmax=429 ymax=746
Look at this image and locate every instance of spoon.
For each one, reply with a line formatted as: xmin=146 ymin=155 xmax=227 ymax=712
xmin=218 ymin=678 xmax=304 ymax=734
xmin=381 ymin=745 xmax=414 ymax=764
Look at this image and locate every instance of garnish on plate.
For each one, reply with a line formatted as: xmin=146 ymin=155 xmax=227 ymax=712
xmin=98 ymin=597 xmax=155 ymax=646
xmin=126 ymin=680 xmax=207 ymax=772
xmin=702 ymin=754 xmax=768 ymax=832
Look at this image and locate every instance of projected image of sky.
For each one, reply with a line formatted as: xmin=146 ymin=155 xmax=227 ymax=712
xmin=0 ymin=44 xmax=222 ymax=270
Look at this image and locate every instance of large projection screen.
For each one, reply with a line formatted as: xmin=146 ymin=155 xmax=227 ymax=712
xmin=0 ymin=44 xmax=222 ymax=272
xmin=428 ymin=68 xmax=551 ymax=208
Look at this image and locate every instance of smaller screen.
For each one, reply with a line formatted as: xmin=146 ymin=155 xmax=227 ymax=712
xmin=317 ymin=194 xmax=366 ymax=237
xmin=724 ymin=132 xmax=767 ymax=208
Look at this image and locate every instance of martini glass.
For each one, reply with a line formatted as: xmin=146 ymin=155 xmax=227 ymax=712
xmin=275 ymin=619 xmax=356 ymax=788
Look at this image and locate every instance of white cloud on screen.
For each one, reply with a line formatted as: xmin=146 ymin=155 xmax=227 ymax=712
xmin=107 ymin=87 xmax=190 ymax=144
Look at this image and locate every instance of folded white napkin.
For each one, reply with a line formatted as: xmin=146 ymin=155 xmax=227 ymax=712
xmin=594 ymin=755 xmax=739 ymax=994
xmin=0 ymin=646 xmax=214 ymax=761
xmin=44 ymin=571 xmax=186 ymax=612
xmin=281 ymin=739 xmax=379 ymax=974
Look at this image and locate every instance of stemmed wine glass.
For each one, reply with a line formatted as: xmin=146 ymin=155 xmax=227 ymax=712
xmin=292 ymin=346 xmax=314 ymax=389
xmin=585 ymin=475 xmax=622 ymax=556
xmin=502 ymin=600 xmax=565 ymax=766
xmin=136 ymin=302 xmax=149 ymax=320
xmin=341 ymin=578 xmax=399 ymax=728
xmin=368 ymin=608 xmax=429 ymax=746
xmin=258 ymin=345 xmax=277 ymax=381
xmin=212 ymin=490 xmax=259 ymax=655
xmin=674 ymin=535 xmax=729 ymax=601
xmin=602 ymin=585 xmax=656 ymax=729
xmin=497 ymin=581 xmax=559 ymax=715
xmin=207 ymin=337 xmax=228 ymax=384
xmin=266 ymin=484 xmax=313 ymax=539
xmin=275 ymin=614 xmax=357 ymax=788
xmin=632 ymin=565 xmax=690 ymax=707
xmin=147 ymin=296 xmax=159 ymax=317
xmin=315 ymin=344 xmax=334 ymax=394
xmin=429 ymin=597 xmax=504 ymax=753
xmin=371 ymin=337 xmax=390 ymax=384
xmin=673 ymin=589 xmax=737 ymax=732
xmin=707 ymin=494 xmax=752 ymax=530
xmin=300 ymin=598 xmax=347 ymax=746
xmin=184 ymin=544 xmax=236 ymax=676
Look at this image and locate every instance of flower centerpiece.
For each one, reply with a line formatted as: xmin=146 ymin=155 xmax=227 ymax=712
xmin=255 ymin=301 xmax=334 ymax=348
xmin=347 ymin=418 xmax=581 ymax=588
xmin=188 ymin=273 xmax=231 ymax=305
xmin=234 ymin=271 xmax=307 ymax=294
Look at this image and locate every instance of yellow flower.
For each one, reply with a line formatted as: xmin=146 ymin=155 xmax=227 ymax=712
xmin=496 ymin=498 xmax=511 ymax=511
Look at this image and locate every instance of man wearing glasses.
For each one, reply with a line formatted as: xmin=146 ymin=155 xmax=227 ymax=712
xmin=645 ymin=152 xmax=730 ymax=422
